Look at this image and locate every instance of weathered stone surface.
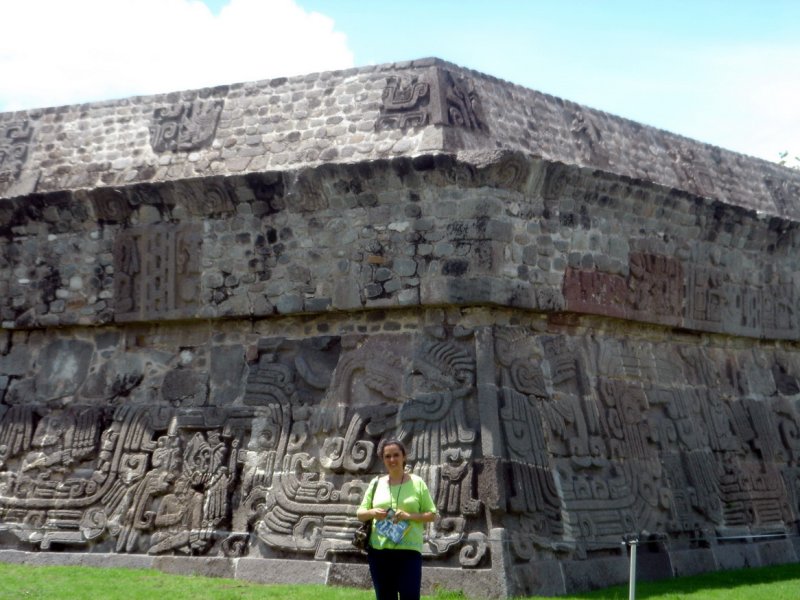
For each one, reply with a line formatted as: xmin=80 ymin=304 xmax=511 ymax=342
xmin=235 ymin=558 xmax=330 ymax=585
xmin=2 ymin=152 xmax=797 ymax=340
xmin=757 ymin=539 xmax=797 ymax=566
xmin=1 ymin=59 xmax=797 ymax=219
xmin=669 ymin=548 xmax=718 ymax=578
xmin=327 ymin=563 xmax=372 ymax=589
xmin=0 ymin=550 xmax=155 ymax=570
xmin=1 ymin=58 xmax=800 ymax=599
xmin=153 ymin=556 xmax=235 ymax=579
xmin=0 ymin=316 xmax=797 ymax=596
xmin=560 ymin=556 xmax=630 ymax=594
xmin=712 ymin=543 xmax=760 ymax=571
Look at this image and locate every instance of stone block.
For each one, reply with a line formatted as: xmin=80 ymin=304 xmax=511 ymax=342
xmin=0 ymin=550 xmax=33 ymax=564
xmin=332 ymin=276 xmax=362 ymax=309
xmin=393 ymin=257 xmax=418 ymax=277
xmin=560 ymin=555 xmax=629 ymax=593
xmin=235 ymin=558 xmax=329 ymax=585
xmin=0 ymin=550 xmax=154 ymax=571
xmin=669 ymin=548 xmax=717 ymax=578
xmin=0 ymin=345 xmax=31 ymax=376
xmin=712 ymin=543 xmax=761 ymax=571
xmin=506 ymin=560 xmax=565 ymax=598
xmin=305 ymin=297 xmax=332 ymax=312
xmin=153 ymin=556 xmax=235 ymax=579
xmin=636 ymin=541 xmax=673 ymax=582
xmin=275 ymin=293 xmax=304 ymax=314
xmin=423 ymin=565 xmax=510 ymax=600
xmin=326 ymin=562 xmax=371 ymax=589
xmin=757 ymin=539 xmax=797 ymax=566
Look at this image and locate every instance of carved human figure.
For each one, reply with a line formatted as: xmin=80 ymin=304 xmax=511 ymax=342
xmin=20 ymin=410 xmax=98 ymax=474
xmin=392 ymin=340 xmax=481 ymax=555
xmin=113 ymin=432 xmax=183 ymax=553
xmin=21 ymin=413 xmax=71 ymax=472
xmin=149 ymin=476 xmax=204 ymax=554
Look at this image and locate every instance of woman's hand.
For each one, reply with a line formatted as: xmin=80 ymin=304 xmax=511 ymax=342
xmin=357 ymin=507 xmax=388 ymax=522
xmin=393 ymin=510 xmax=411 ymax=522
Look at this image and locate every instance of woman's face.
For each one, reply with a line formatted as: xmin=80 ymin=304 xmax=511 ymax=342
xmin=382 ymin=443 xmax=405 ymax=471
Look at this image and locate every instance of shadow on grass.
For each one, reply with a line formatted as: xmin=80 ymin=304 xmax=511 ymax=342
xmin=547 ymin=563 xmax=800 ymax=599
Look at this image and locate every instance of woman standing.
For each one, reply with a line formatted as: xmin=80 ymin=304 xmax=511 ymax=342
xmin=357 ymin=439 xmax=437 ymax=600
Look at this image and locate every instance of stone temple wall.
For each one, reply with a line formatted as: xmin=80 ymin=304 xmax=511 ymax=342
xmin=1 ymin=59 xmax=800 ymax=597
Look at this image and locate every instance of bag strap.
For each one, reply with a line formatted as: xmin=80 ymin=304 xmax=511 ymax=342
xmin=365 ymin=476 xmax=379 ymax=509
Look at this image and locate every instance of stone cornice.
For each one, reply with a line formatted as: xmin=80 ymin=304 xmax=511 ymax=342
xmin=1 ymin=58 xmax=798 ymax=219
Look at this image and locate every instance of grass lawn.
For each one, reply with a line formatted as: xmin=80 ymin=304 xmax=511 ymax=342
xmin=0 ymin=562 xmax=799 ymax=599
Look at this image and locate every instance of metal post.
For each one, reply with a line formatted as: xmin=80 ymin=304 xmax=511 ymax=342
xmin=628 ymin=538 xmax=638 ymax=600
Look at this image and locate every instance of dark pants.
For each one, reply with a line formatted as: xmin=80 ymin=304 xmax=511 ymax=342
xmin=367 ymin=547 xmax=423 ymax=600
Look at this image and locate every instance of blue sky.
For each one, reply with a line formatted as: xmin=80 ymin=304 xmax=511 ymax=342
xmin=1 ymin=0 xmax=798 ymax=162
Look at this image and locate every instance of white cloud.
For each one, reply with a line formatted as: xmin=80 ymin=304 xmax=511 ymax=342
xmin=706 ymin=44 xmax=800 ymax=163
xmin=0 ymin=0 xmax=354 ymax=111
xmin=566 ymin=41 xmax=800 ymax=163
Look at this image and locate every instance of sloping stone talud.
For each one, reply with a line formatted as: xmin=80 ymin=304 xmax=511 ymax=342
xmin=1 ymin=58 xmax=800 ymax=598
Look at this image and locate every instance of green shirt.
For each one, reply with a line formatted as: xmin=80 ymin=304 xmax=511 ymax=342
xmin=359 ymin=473 xmax=437 ymax=553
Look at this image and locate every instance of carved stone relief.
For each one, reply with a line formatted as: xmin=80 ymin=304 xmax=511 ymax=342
xmin=486 ymin=325 xmax=800 ymax=567
xmin=1 ymin=325 xmax=800 ymax=585
xmin=667 ymin=142 xmax=715 ymax=198
xmin=763 ymin=174 xmax=800 ymax=216
xmin=568 ymin=109 xmax=610 ymax=168
xmin=439 ymin=69 xmax=485 ymax=132
xmin=149 ymin=100 xmax=224 ymax=153
xmin=375 ymin=76 xmax=431 ymax=131
xmin=562 ymin=267 xmax=628 ymax=319
xmin=0 ymin=404 xmax=242 ymax=553
xmin=494 ymin=328 xmax=562 ymax=555
xmin=627 ymin=253 xmax=683 ymax=318
xmin=684 ymin=265 xmax=796 ymax=337
xmin=113 ymin=224 xmax=203 ymax=321
xmin=181 ymin=179 xmax=235 ymax=216
xmin=0 ymin=121 xmax=33 ymax=178
xmin=0 ymin=332 xmax=490 ymax=566
xmin=376 ymin=68 xmax=486 ymax=133
xmin=89 ymin=188 xmax=133 ymax=222
xmin=563 ymin=251 xmax=797 ymax=338
xmin=218 ymin=333 xmax=485 ymax=564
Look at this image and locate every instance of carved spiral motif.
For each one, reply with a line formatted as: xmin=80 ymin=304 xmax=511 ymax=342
xmin=346 ymin=439 xmax=373 ymax=472
xmin=320 ymin=437 xmax=344 ymax=469
xmin=23 ymin=511 xmax=46 ymax=529
xmin=313 ymin=482 xmax=334 ymax=502
xmin=221 ymin=534 xmax=249 ymax=557
xmin=509 ymin=530 xmax=534 ymax=561
xmin=458 ymin=533 xmax=488 ymax=567
xmin=449 ymin=106 xmax=466 ymax=128
xmin=80 ymin=507 xmax=107 ymax=540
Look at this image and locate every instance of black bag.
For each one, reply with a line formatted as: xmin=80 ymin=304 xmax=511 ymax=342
xmin=352 ymin=519 xmax=372 ymax=552
xmin=352 ymin=478 xmax=378 ymax=552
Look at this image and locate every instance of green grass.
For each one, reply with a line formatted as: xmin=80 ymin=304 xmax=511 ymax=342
xmin=0 ymin=564 xmax=371 ymax=600
xmin=0 ymin=562 xmax=798 ymax=599
xmin=536 ymin=562 xmax=800 ymax=599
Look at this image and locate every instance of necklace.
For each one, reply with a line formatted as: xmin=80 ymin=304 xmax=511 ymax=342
xmin=389 ymin=475 xmax=405 ymax=511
